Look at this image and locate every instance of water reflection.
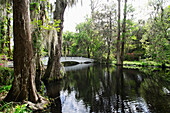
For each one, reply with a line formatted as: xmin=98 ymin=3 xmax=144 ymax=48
xmin=44 ymin=81 xmax=62 ymax=113
xmin=64 ymin=63 xmax=93 ymax=72
xmin=45 ymin=64 xmax=170 ymax=113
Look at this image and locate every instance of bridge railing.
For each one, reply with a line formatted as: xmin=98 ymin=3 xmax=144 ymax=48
xmin=61 ymin=57 xmax=94 ymax=60
xmin=60 ymin=57 xmax=94 ymax=63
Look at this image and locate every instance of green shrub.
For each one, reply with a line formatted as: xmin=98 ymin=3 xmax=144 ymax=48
xmin=14 ymin=104 xmax=32 ymax=113
xmin=124 ymin=53 xmax=135 ymax=61
xmin=0 ymin=67 xmax=14 ymax=86
xmin=0 ymin=102 xmax=32 ymax=113
xmin=0 ymin=85 xmax=11 ymax=93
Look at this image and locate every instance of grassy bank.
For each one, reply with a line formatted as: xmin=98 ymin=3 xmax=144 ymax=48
xmin=112 ymin=61 xmax=170 ymax=68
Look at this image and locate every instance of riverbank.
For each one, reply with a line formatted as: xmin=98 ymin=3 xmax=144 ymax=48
xmin=112 ymin=61 xmax=170 ymax=68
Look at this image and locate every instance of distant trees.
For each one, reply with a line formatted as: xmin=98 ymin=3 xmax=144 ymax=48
xmin=62 ymin=0 xmax=169 ymax=65
xmin=76 ymin=18 xmax=92 ymax=58
xmin=141 ymin=2 xmax=170 ymax=64
xmin=93 ymin=3 xmax=117 ymax=64
xmin=62 ymin=1 xmax=131 ymax=64
xmin=116 ymin=0 xmax=128 ymax=65
xmin=0 ymin=0 xmax=12 ymax=57
xmin=6 ymin=1 xmax=12 ymax=58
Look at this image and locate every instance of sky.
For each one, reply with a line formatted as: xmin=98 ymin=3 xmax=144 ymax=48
xmin=50 ymin=0 xmax=169 ymax=32
xmin=63 ymin=0 xmax=148 ymax=32
xmin=63 ymin=0 xmax=91 ymax=32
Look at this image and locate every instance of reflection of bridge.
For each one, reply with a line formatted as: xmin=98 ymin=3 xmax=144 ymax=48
xmin=64 ymin=63 xmax=93 ymax=71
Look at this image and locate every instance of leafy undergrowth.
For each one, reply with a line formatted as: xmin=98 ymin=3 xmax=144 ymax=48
xmin=0 ymin=85 xmax=11 ymax=94
xmin=0 ymin=67 xmax=14 ymax=86
xmin=0 ymin=66 xmax=49 ymax=112
xmin=0 ymin=66 xmax=14 ymax=104
xmin=0 ymin=86 xmax=32 ymax=113
xmin=0 ymin=102 xmax=32 ymax=113
xmin=0 ymin=66 xmax=32 ymax=113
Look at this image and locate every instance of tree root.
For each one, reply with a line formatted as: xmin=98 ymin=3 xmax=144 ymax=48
xmin=23 ymin=96 xmax=49 ymax=111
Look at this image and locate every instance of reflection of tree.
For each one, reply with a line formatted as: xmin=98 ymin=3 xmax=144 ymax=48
xmin=123 ymin=69 xmax=145 ymax=98
xmin=44 ymin=81 xmax=62 ymax=113
xmin=61 ymin=65 xmax=148 ymax=112
xmin=139 ymin=70 xmax=170 ymax=112
xmin=56 ymin=66 xmax=169 ymax=112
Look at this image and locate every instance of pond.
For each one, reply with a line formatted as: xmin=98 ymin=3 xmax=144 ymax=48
xmin=44 ymin=64 xmax=170 ymax=113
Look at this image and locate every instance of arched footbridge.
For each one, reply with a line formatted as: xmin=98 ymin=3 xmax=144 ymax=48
xmin=7 ymin=57 xmax=94 ymax=67
xmin=42 ymin=57 xmax=94 ymax=66
xmin=60 ymin=57 xmax=94 ymax=63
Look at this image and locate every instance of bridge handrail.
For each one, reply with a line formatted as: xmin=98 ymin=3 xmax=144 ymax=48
xmin=61 ymin=57 xmax=94 ymax=60
xmin=60 ymin=57 xmax=94 ymax=63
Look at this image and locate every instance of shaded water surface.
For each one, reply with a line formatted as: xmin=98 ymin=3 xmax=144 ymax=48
xmin=45 ymin=64 xmax=170 ymax=113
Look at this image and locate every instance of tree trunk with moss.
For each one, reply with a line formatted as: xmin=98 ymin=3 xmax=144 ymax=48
xmin=43 ymin=0 xmax=67 ymax=81
xmin=31 ymin=1 xmax=46 ymax=90
xmin=54 ymin=0 xmax=67 ymax=56
xmin=44 ymin=32 xmax=61 ymax=81
xmin=5 ymin=0 xmax=42 ymax=103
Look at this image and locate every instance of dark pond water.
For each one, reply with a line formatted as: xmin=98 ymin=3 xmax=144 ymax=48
xmin=44 ymin=64 xmax=170 ymax=113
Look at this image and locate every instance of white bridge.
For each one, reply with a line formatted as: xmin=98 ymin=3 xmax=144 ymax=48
xmin=60 ymin=57 xmax=94 ymax=63
xmin=42 ymin=57 xmax=94 ymax=66
xmin=7 ymin=57 xmax=94 ymax=67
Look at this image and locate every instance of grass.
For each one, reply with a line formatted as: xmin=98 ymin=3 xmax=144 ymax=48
xmin=0 ymin=102 xmax=32 ymax=113
xmin=112 ymin=60 xmax=170 ymax=68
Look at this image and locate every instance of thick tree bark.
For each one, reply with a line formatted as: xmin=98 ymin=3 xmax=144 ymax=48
xmin=54 ymin=0 xmax=67 ymax=56
xmin=33 ymin=1 xmax=46 ymax=90
xmin=121 ymin=0 xmax=127 ymax=64
xmin=5 ymin=0 xmax=40 ymax=103
xmin=116 ymin=0 xmax=121 ymax=65
xmin=44 ymin=0 xmax=67 ymax=81
xmin=44 ymin=33 xmax=61 ymax=81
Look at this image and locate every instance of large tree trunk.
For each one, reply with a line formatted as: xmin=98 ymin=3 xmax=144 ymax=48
xmin=33 ymin=1 xmax=46 ymax=90
xmin=116 ymin=0 xmax=121 ymax=65
xmin=43 ymin=0 xmax=67 ymax=81
xmin=5 ymin=0 xmax=40 ymax=103
xmin=54 ymin=0 xmax=67 ymax=56
xmin=44 ymin=32 xmax=61 ymax=81
xmin=120 ymin=0 xmax=127 ymax=64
